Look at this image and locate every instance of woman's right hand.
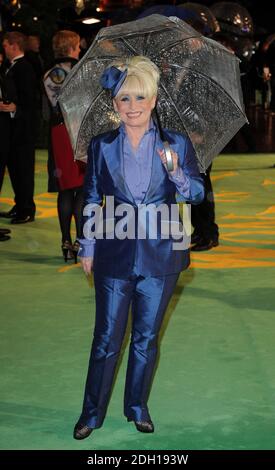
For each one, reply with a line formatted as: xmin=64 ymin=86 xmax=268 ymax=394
xmin=80 ymin=257 xmax=93 ymax=275
xmin=0 ymin=101 xmax=16 ymax=113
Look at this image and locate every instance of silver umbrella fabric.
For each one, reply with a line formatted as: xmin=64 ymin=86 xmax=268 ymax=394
xmin=59 ymin=14 xmax=247 ymax=172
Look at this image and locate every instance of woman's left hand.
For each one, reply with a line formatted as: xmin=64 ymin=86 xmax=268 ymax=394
xmin=157 ymin=147 xmax=179 ymax=174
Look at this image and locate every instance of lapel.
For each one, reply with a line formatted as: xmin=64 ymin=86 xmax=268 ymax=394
xmin=5 ymin=57 xmax=22 ymax=76
xmin=162 ymin=129 xmax=180 ymax=155
xmin=101 ymin=129 xmax=135 ymax=204
xmin=141 ymin=131 xmax=164 ymax=203
xmin=143 ymin=130 xmax=180 ymax=203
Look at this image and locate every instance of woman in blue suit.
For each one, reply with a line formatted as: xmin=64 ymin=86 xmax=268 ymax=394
xmin=74 ymin=56 xmax=204 ymax=439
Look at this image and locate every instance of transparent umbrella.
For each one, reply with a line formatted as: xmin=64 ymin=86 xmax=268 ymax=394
xmin=59 ymin=14 xmax=247 ymax=172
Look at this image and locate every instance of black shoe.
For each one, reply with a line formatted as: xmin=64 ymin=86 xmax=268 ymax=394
xmin=73 ymin=422 xmax=93 ymax=440
xmin=11 ymin=215 xmax=35 ymax=224
xmin=0 ymin=234 xmax=10 ymax=242
xmin=61 ymin=240 xmax=73 ymax=262
xmin=72 ymin=240 xmax=80 ymax=264
xmin=0 ymin=206 xmax=17 ymax=218
xmin=191 ymin=239 xmax=219 ymax=252
xmin=128 ymin=418 xmax=154 ymax=433
xmin=0 ymin=228 xmax=11 ymax=234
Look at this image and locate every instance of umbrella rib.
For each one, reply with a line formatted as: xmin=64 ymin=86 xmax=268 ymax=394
xmin=75 ymin=89 xmax=114 ymax=156
xmin=159 ymin=82 xmax=186 ymax=126
xmin=155 ymin=36 xmax=201 ymax=55
xmin=121 ymin=35 xmax=201 ymax=57
xmin=156 ymin=36 xmax=234 ymax=57
xmin=120 ymin=38 xmax=141 ymax=54
xmin=157 ymin=81 xmax=204 ymax=164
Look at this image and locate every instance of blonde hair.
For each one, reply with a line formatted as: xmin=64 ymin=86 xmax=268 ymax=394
xmin=113 ymin=56 xmax=160 ymax=99
xmin=52 ymin=30 xmax=80 ymax=58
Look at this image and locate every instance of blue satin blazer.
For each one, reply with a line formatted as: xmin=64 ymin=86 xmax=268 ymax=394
xmin=81 ymin=126 xmax=204 ymax=278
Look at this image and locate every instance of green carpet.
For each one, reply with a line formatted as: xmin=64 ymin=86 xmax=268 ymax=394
xmin=1 ymin=151 xmax=275 ymax=450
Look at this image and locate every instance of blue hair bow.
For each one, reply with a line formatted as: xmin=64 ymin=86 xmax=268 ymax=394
xmin=100 ymin=66 xmax=128 ymax=98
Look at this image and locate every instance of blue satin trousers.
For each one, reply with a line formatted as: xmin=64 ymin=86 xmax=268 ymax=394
xmin=78 ymin=271 xmax=179 ymax=428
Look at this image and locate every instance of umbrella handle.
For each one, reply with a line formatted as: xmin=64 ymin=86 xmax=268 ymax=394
xmin=163 ymin=141 xmax=174 ymax=172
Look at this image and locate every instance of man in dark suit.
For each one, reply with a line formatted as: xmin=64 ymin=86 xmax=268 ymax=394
xmin=0 ymin=65 xmax=16 ymax=190
xmin=0 ymin=31 xmax=37 ymax=224
xmin=0 ymin=61 xmax=16 ymax=241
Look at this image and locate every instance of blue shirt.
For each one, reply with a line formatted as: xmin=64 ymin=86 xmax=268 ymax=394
xmin=121 ymin=121 xmax=155 ymax=204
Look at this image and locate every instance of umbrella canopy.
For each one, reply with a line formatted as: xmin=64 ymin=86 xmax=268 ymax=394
xmin=59 ymin=14 xmax=247 ymax=172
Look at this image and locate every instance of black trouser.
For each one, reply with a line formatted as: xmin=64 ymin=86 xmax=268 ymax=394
xmin=269 ymin=76 xmax=275 ymax=111
xmin=7 ymin=139 xmax=36 ymax=217
xmin=0 ymin=149 xmax=8 ymax=193
xmin=0 ymin=115 xmax=11 ymax=193
xmin=191 ymin=165 xmax=219 ymax=242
